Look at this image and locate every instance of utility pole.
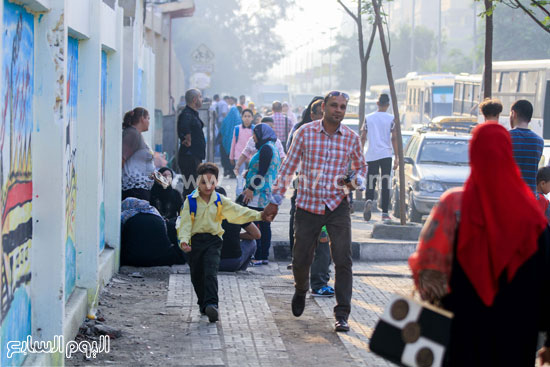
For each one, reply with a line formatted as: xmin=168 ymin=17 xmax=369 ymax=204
xmin=437 ymin=0 xmax=442 ymax=72
xmin=473 ymin=1 xmax=478 ymax=73
xmin=483 ymin=0 xmax=493 ymax=98
xmin=410 ymin=0 xmax=416 ymax=71
xmin=329 ymin=26 xmax=335 ymax=91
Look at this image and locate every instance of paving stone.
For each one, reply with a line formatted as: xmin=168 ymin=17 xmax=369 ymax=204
xmin=113 ymin=261 xmax=414 ymax=366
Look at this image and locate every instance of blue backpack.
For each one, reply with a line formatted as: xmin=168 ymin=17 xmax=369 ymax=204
xmin=187 ymin=191 xmax=223 ymax=224
xmin=234 ymin=124 xmax=255 ymax=142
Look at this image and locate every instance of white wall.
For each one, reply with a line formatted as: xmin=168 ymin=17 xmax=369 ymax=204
xmin=1 ymin=1 xmax=125 ymax=366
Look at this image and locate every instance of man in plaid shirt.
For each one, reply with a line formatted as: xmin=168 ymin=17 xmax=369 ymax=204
xmin=271 ymin=101 xmax=293 ymax=148
xmin=264 ymin=91 xmax=368 ymax=332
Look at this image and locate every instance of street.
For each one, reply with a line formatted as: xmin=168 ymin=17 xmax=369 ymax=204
xmin=65 ymin=262 xmax=412 ymax=367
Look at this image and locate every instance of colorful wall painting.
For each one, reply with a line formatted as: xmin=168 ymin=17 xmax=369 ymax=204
xmin=65 ymin=36 xmax=78 ymax=301
xmin=1 ymin=2 xmax=34 ymax=366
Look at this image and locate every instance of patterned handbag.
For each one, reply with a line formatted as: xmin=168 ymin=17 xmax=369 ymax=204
xmin=370 ymin=294 xmax=453 ymax=367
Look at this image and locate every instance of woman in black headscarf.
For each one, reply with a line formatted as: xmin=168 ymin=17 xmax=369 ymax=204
xmin=149 ymin=167 xmax=183 ymax=220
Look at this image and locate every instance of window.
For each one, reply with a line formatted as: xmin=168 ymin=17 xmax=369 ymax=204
xmin=500 ymin=71 xmax=519 ymax=93
xmin=493 ymin=72 xmax=501 ymax=93
xmin=465 ymin=84 xmax=473 ymax=103
xmin=418 ymin=139 xmax=470 ymax=165
xmin=404 ymin=136 xmax=417 ymax=157
xmin=454 ymin=82 xmax=463 ymax=100
xmin=518 ymin=71 xmax=538 ymax=94
xmin=407 ymin=136 xmax=422 ymax=159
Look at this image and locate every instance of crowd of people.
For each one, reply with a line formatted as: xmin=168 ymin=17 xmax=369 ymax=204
xmin=119 ymin=87 xmax=550 ymax=365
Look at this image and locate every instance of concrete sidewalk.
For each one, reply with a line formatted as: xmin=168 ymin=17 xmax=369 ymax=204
xmin=65 ymin=262 xmax=412 ymax=367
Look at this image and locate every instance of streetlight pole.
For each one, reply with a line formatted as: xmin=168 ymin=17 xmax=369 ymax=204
xmin=437 ymin=0 xmax=441 ymax=72
xmin=473 ymin=1 xmax=477 ymax=73
xmin=410 ymin=0 xmax=416 ymax=71
xmin=328 ymin=26 xmax=336 ymax=91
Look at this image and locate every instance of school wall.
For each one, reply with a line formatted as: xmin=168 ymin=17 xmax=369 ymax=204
xmin=0 ymin=1 xmax=139 ymax=365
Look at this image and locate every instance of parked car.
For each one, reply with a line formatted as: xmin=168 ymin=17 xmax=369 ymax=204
xmin=392 ymin=131 xmax=471 ymax=222
xmin=539 ymin=139 xmax=550 ymax=168
xmin=341 ymin=118 xmax=360 ymax=135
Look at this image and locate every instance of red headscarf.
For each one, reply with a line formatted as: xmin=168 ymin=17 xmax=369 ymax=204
xmin=458 ymin=123 xmax=547 ymax=306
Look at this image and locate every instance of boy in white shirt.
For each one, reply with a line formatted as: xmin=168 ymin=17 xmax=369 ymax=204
xmin=360 ymin=94 xmax=399 ymax=221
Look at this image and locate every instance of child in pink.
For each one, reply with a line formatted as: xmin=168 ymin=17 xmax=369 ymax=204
xmin=230 ymin=109 xmax=255 ymax=195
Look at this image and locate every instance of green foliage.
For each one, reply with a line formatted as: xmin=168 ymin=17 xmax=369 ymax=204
xmin=492 ymin=3 xmax=550 ymax=59
xmin=172 ymin=0 xmax=293 ymax=95
xmin=476 ymin=0 xmax=550 ymax=32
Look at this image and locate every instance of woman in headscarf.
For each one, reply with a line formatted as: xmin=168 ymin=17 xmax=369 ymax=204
xmin=219 ymin=106 xmax=242 ymax=178
xmin=409 ymin=123 xmax=550 ymax=366
xmin=121 ymin=197 xmax=186 ymax=266
xmin=149 ymin=167 xmax=183 ymax=220
xmin=242 ymin=124 xmax=281 ymax=265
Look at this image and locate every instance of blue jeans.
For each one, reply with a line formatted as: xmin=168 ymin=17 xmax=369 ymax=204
xmin=250 ymin=206 xmax=271 ymax=261
xmin=219 ymin=239 xmax=257 ymax=272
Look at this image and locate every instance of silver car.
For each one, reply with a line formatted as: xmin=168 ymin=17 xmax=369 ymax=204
xmin=392 ymin=132 xmax=471 ymax=222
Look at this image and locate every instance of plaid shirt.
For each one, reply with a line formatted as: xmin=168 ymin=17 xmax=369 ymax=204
xmin=272 ymin=120 xmax=368 ymax=215
xmin=272 ymin=112 xmax=293 ymax=143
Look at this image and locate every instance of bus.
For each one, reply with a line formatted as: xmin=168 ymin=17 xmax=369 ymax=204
xmin=453 ymin=74 xmax=482 ymax=117
xmin=487 ymin=60 xmax=550 ymax=138
xmin=396 ymin=73 xmax=456 ymax=129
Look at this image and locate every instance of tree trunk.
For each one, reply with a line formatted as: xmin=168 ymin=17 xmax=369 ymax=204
xmin=372 ymin=0 xmax=407 ymax=224
xmin=358 ymin=25 xmax=378 ymax=132
xmin=483 ymin=0 xmax=493 ymax=98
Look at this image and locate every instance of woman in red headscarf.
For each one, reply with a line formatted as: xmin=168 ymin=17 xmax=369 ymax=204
xmin=409 ymin=123 xmax=550 ymax=366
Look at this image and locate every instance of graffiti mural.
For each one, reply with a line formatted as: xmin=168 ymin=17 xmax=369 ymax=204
xmin=1 ymin=2 xmax=34 ymax=366
xmin=99 ymin=51 xmax=107 ymax=252
xmin=65 ymin=36 xmax=78 ymax=300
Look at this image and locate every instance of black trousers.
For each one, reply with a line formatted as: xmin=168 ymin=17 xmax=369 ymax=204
xmin=293 ymin=200 xmax=352 ymax=318
xmin=365 ymin=157 xmax=392 ymax=213
xmin=178 ymin=152 xmax=201 ymax=197
xmin=188 ymin=233 xmax=223 ymax=312
xmin=220 ymin=145 xmax=233 ymax=175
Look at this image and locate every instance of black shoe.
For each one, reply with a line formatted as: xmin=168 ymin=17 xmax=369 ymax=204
xmin=286 ymin=263 xmax=292 ymax=270
xmin=363 ymin=200 xmax=372 ymax=221
xmin=335 ymin=317 xmax=350 ymax=332
xmin=205 ymin=304 xmax=219 ymax=323
xmin=291 ymin=293 xmax=306 ymax=317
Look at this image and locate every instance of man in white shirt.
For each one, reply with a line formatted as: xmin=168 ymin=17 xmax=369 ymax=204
xmin=360 ymin=94 xmax=399 ymax=221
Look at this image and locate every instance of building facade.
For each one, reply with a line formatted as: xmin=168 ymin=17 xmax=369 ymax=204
xmin=0 ymin=1 xmax=192 ymax=365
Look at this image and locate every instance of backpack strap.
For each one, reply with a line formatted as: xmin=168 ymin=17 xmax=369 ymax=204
xmin=187 ymin=192 xmax=197 ymax=224
xmin=188 ymin=191 xmax=223 ymax=223
xmin=214 ymin=193 xmax=223 ymax=222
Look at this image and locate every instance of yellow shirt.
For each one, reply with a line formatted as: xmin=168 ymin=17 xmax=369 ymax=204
xmin=177 ymin=190 xmax=262 ymax=245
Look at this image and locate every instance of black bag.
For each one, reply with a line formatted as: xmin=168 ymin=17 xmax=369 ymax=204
xmin=370 ymin=294 xmax=453 ymax=367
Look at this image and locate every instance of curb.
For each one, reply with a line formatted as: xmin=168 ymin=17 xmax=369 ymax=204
xmin=269 ymin=239 xmax=417 ymax=262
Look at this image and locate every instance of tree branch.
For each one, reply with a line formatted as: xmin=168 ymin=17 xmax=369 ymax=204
xmin=337 ymin=0 xmax=358 ymax=23
xmin=513 ymin=0 xmax=550 ymax=33
xmin=357 ymin=0 xmax=365 ymax=63
xmin=532 ymin=0 xmax=550 ymax=18
xmin=363 ymin=21 xmax=378 ymax=61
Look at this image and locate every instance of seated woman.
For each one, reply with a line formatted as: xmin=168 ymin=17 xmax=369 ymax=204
xmin=216 ymin=188 xmax=261 ymax=272
xmin=121 ymin=197 xmax=186 ymax=267
xmin=149 ymin=166 xmax=183 ymax=220
xmin=409 ymin=123 xmax=550 ymax=367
